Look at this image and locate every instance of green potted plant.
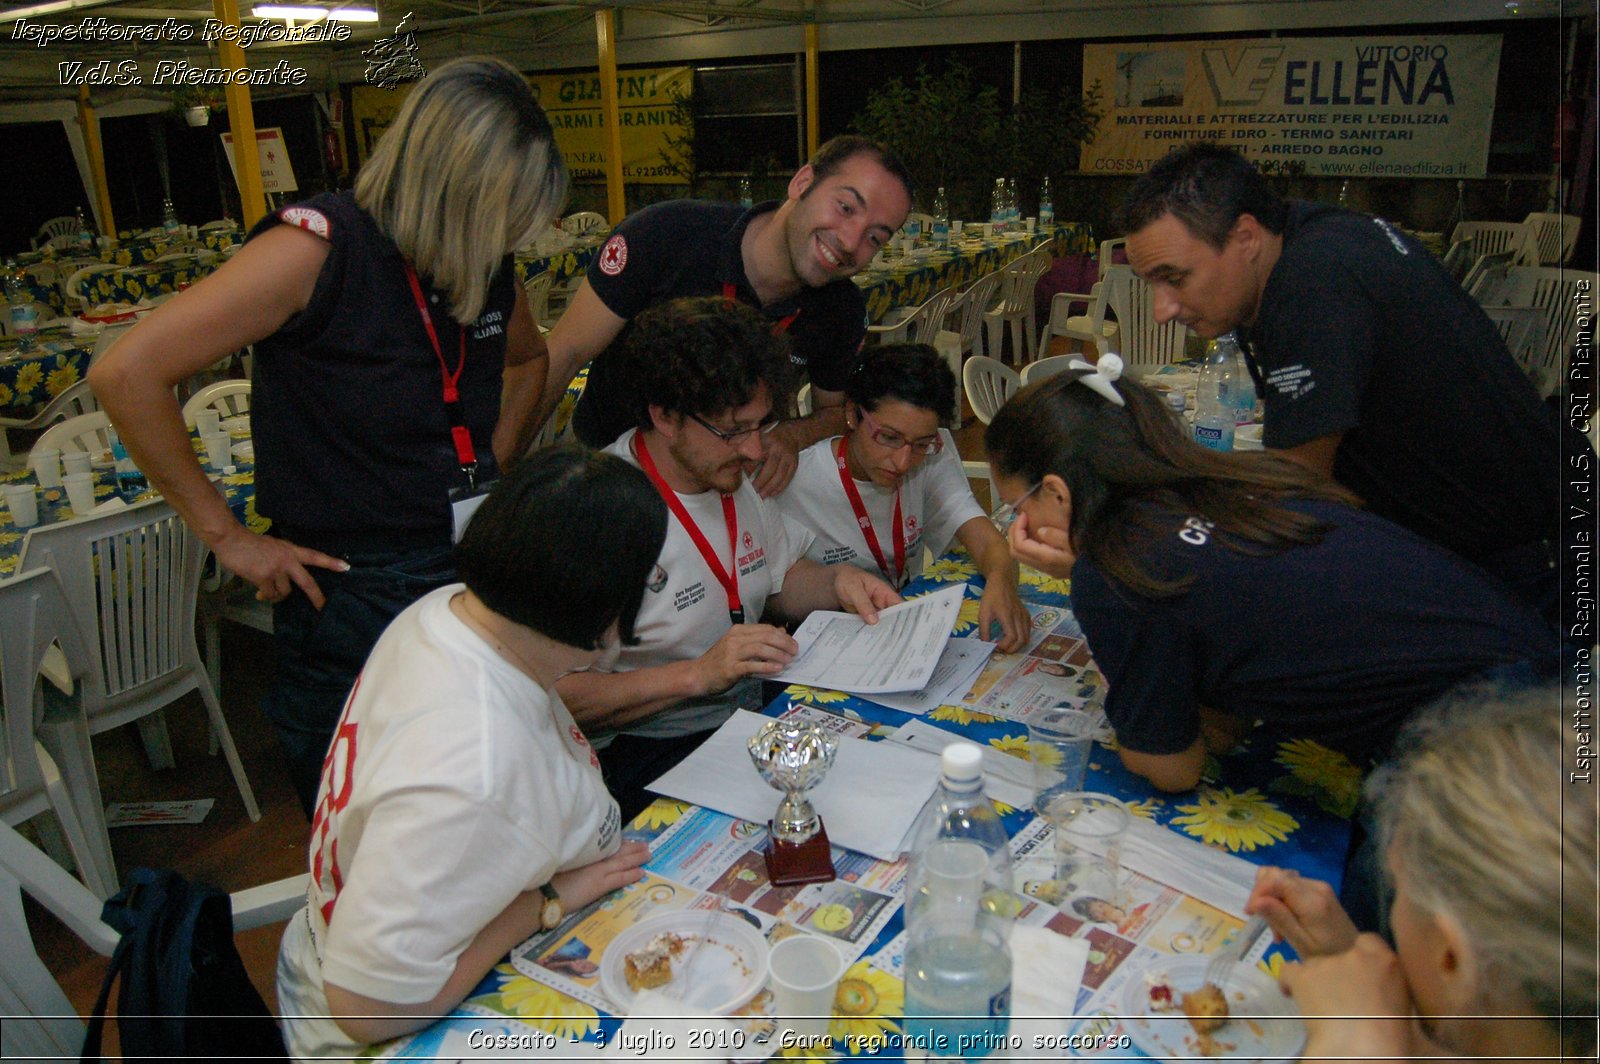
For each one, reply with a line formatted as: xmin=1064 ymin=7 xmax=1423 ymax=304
xmin=171 ymin=86 xmax=223 ymax=127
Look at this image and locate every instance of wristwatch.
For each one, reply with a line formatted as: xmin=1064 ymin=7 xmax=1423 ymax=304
xmin=537 ymin=882 xmax=563 ymax=930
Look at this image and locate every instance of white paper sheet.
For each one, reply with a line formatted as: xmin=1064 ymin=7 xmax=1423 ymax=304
xmin=864 ymin=637 xmax=996 ymax=714
xmin=647 ymin=709 xmax=942 ymax=861
xmin=770 ymin=584 xmax=964 ymax=694
xmin=887 ymin=719 xmax=1037 ymax=811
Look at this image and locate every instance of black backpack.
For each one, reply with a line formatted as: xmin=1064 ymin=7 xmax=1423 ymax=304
xmin=81 ymin=867 xmax=288 ymax=1062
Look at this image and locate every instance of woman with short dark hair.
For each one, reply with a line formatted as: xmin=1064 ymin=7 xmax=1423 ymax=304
xmin=778 ymin=343 xmax=1029 ymax=650
xmin=276 ymin=447 xmax=666 ymax=1060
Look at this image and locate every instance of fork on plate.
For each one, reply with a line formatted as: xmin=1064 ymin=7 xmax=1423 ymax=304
xmin=1203 ymin=914 xmax=1268 ymax=988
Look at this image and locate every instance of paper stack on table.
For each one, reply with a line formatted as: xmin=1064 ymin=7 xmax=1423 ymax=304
xmin=647 ymin=709 xmax=943 ymax=861
xmin=769 ymin=584 xmax=965 ymax=695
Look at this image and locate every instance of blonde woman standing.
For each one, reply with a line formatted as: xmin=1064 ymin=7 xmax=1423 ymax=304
xmin=91 ymin=58 xmax=567 ymax=814
xmin=1248 ymin=687 xmax=1595 ymax=1061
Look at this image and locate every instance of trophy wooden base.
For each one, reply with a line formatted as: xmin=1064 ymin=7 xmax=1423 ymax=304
xmin=763 ymin=820 xmax=837 ymax=886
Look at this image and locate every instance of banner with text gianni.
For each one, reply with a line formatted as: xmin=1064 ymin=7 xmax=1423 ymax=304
xmin=527 ymin=66 xmax=691 ymax=185
xmin=1079 ymin=35 xmax=1501 ymax=178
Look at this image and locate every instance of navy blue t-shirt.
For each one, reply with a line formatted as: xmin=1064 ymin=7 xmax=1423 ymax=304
xmin=1071 ymin=498 xmax=1556 ymax=762
xmin=1242 ymin=200 xmax=1563 ymax=564
xmin=247 ymin=192 xmax=514 ymax=545
xmin=573 ymin=199 xmax=868 ymax=448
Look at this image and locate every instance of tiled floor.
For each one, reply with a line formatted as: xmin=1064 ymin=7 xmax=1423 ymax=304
xmin=23 ymin=405 xmax=1000 ymax=1040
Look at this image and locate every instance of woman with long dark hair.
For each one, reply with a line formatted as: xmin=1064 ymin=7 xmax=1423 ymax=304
xmin=984 ymin=357 xmax=1556 ymax=793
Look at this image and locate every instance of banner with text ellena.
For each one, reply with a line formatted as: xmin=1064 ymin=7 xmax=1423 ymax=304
xmin=1079 ymin=34 xmax=1502 ymax=179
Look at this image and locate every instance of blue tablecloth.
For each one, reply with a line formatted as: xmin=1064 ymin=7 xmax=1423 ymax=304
xmin=375 ymin=551 xmax=1356 ymax=1061
xmin=0 ymin=330 xmax=90 ymax=412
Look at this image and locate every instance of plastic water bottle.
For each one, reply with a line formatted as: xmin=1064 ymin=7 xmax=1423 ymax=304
xmin=5 ymin=261 xmax=39 ymax=352
xmin=75 ymin=207 xmax=93 ymax=250
xmin=989 ymin=179 xmax=1005 ymax=233
xmin=738 ymin=177 xmax=753 ymax=209
xmin=1215 ymin=332 xmax=1256 ymax=426
xmin=108 ymin=428 xmax=148 ymax=500
xmin=1194 ymin=338 xmax=1237 ymax=452
xmin=1005 ymin=179 xmax=1019 ymax=230
xmin=162 ymin=198 xmax=180 ymax=232
xmin=1038 ymin=176 xmax=1054 ymax=229
xmin=931 ymin=187 xmax=950 ymax=247
xmin=903 ymin=744 xmax=1013 ymax=1061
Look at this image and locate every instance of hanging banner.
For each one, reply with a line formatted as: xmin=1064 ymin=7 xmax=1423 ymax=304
xmin=220 ymin=127 xmax=299 ymax=193
xmin=1080 ymin=34 xmax=1502 ymax=178
xmin=527 ymin=66 xmax=692 ymax=184
xmin=349 ymin=66 xmax=692 ymax=184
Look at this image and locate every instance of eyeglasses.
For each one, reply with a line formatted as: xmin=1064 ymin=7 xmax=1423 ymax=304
xmin=857 ymin=407 xmax=943 ymax=456
xmin=990 ymin=481 xmax=1042 ymax=531
xmin=690 ymin=412 xmax=781 ymax=444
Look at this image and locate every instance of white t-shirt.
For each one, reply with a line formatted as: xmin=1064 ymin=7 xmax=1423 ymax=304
xmin=597 ymin=429 xmax=813 ymax=742
xmin=276 ymin=585 xmax=621 ymax=1062
xmin=777 ymin=430 xmax=983 ymax=586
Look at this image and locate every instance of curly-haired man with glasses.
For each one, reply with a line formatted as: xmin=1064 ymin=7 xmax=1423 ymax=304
xmin=557 ymin=297 xmax=901 ymax=821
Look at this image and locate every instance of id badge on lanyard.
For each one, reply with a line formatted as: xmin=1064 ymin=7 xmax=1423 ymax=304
xmin=404 ymin=264 xmax=490 ymax=543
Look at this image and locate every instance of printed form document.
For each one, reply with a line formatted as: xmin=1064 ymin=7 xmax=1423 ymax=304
xmin=770 ymin=584 xmax=965 ymax=694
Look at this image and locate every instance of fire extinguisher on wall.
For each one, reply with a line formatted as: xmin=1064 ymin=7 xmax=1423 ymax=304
xmin=1553 ymin=96 xmax=1579 ymax=170
xmin=323 ymin=128 xmax=345 ymax=174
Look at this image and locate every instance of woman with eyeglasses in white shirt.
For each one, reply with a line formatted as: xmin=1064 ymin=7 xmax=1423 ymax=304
xmin=777 ymin=343 xmax=1029 ymax=651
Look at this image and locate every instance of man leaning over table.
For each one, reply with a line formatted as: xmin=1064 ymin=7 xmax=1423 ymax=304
xmin=555 ymin=297 xmax=901 ymax=824
xmin=530 ymin=135 xmax=914 ymax=496
xmin=1120 ymin=141 xmax=1577 ymax=628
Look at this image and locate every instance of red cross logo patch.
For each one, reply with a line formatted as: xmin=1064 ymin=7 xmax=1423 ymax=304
xmin=598 ymin=234 xmax=628 ymax=276
xmin=279 ymin=207 xmax=330 ymax=239
xmin=742 ymin=531 xmax=755 ymax=551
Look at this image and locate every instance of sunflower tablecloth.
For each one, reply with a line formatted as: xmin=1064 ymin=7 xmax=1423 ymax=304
xmin=76 ymin=255 xmax=222 ymax=307
xmin=0 ymin=441 xmax=259 ymax=577
xmin=372 ymin=553 xmax=1357 ymax=1062
xmin=853 ymin=222 xmax=1094 ymax=325
xmin=0 ymin=330 xmax=89 ymax=412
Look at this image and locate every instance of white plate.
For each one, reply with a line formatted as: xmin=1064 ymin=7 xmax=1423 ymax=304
xmin=231 ymin=440 xmax=254 ymax=463
xmin=222 ymin=415 xmax=250 ymax=437
xmin=600 ymin=910 xmax=769 ymax=1017
xmin=1119 ymin=955 xmax=1304 ymax=1063
xmin=1235 ymin=423 xmax=1264 ymax=451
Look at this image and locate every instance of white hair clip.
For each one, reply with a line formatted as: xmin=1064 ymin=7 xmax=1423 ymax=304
xmin=1067 ymin=352 xmax=1126 ymax=407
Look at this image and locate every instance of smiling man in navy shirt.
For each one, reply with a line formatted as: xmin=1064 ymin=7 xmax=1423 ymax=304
xmin=533 ymin=136 xmax=913 ymax=496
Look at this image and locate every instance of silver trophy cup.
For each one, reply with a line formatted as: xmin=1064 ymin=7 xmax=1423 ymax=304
xmin=747 ymin=720 xmax=838 ymax=845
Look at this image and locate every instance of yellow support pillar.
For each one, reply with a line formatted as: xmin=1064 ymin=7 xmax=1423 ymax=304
xmin=805 ymin=23 xmax=819 ymax=159
xmin=76 ymin=85 xmax=116 ymax=237
xmin=595 ymin=9 xmax=627 ymax=224
xmin=214 ymin=0 xmax=267 ymax=227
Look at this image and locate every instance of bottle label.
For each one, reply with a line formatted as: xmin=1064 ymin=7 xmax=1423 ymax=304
xmin=11 ymin=303 xmax=38 ymax=334
xmin=1195 ymin=420 xmax=1233 ymax=451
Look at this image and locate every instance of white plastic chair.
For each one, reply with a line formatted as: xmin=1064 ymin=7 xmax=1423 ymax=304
xmin=32 ymin=410 xmax=113 ymax=460
xmin=795 ymin=382 xmax=813 ymax=418
xmin=181 ymin=379 xmax=251 ymax=428
xmin=868 ymin=286 xmax=954 ymax=346
xmin=1515 ymin=212 xmax=1581 ymax=267
xmin=1464 ymin=251 xmax=1518 ymax=305
xmin=19 ymin=495 xmax=263 ymax=823
xmin=1020 ymin=354 xmax=1077 ymax=386
xmin=63 ymin=263 xmax=118 ymax=312
xmin=1040 ymin=281 xmax=1118 ymax=356
xmin=1097 ymin=236 xmax=1128 ymax=274
xmin=0 ymin=816 xmax=304 ymax=1060
xmin=1093 ymin=266 xmax=1190 ymax=369
xmin=1441 ymin=221 xmax=1527 ymax=281
xmin=963 ymin=356 xmax=1020 ymax=426
xmin=561 ymin=211 xmax=609 ymax=237
xmin=31 ymin=217 xmax=77 ymax=251
xmin=1475 ymin=266 xmax=1600 ymax=399
xmin=982 ymin=247 xmax=1053 ymax=366
xmin=0 ymin=568 xmax=116 ymax=900
xmin=948 ymin=271 xmax=1004 ymax=360
xmin=523 ymin=269 xmax=556 ymax=327
xmin=0 ymin=380 xmax=99 ymax=472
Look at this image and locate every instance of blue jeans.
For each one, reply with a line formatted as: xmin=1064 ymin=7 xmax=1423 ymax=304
xmin=262 ymin=542 xmax=457 ymax=817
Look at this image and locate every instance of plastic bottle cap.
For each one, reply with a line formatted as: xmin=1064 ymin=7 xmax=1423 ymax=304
xmin=940 ymin=743 xmax=983 ymax=783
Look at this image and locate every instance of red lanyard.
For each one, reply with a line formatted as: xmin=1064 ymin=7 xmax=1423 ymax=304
xmin=404 ymin=263 xmax=478 ymax=486
xmin=722 ymin=282 xmax=799 ymax=334
xmin=632 ymin=434 xmax=745 ymax=625
xmin=834 ymin=437 xmax=905 ymax=588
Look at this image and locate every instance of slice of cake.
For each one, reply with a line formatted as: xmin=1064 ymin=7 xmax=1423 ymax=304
xmin=1181 ymin=981 xmax=1229 ymax=1034
xmin=623 ymin=931 xmax=687 ymax=993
